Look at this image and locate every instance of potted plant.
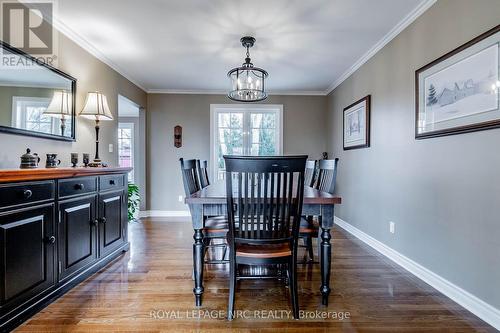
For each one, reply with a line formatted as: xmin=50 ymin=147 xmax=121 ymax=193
xmin=128 ymin=183 xmax=140 ymax=222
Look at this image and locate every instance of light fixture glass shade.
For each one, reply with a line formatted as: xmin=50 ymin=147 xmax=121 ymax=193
xmin=79 ymin=92 xmax=113 ymax=120
xmin=228 ymin=67 xmax=268 ymax=102
xmin=227 ymin=36 xmax=268 ymax=102
xmin=43 ymin=90 xmax=72 ymax=118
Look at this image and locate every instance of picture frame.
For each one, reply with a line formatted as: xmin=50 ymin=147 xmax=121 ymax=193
xmin=343 ymin=95 xmax=370 ymax=150
xmin=415 ymin=24 xmax=500 ymax=139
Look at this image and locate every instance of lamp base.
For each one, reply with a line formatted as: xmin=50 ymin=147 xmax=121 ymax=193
xmin=88 ymin=159 xmax=102 ymax=168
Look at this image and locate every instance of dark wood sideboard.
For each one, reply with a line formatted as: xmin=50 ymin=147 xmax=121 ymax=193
xmin=0 ymin=167 xmax=132 ymax=332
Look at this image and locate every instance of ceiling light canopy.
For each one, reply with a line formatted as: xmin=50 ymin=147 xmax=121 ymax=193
xmin=227 ymin=36 xmax=268 ymax=102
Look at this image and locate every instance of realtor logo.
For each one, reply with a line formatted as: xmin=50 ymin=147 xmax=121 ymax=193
xmin=1 ymin=0 xmax=57 ymax=66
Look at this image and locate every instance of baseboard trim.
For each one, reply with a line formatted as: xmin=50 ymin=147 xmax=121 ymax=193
xmin=139 ymin=210 xmax=191 ymax=218
xmin=334 ymin=216 xmax=500 ymax=331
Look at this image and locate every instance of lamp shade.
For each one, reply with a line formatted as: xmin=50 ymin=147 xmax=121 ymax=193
xmin=43 ymin=90 xmax=72 ymax=118
xmin=79 ymin=92 xmax=113 ymax=120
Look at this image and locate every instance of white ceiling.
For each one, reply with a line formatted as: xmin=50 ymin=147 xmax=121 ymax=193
xmin=55 ymin=0 xmax=434 ymax=94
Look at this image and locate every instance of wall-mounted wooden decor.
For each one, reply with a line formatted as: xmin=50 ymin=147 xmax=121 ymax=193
xmin=174 ymin=125 xmax=182 ymax=148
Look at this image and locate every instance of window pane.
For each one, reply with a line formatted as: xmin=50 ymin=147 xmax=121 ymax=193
xmin=218 ymin=128 xmax=230 ymax=144
xmin=218 ymin=113 xmax=230 ymax=127
xmin=26 ymin=122 xmax=39 ymax=131
xmin=251 ymin=129 xmax=260 ymax=143
xmin=251 ymin=113 xmax=263 ymax=128
xmin=252 ymin=128 xmax=275 ymax=145
xmin=27 ymin=107 xmax=40 ymax=121
xmin=262 ymin=113 xmax=276 ymax=128
xmin=39 ymin=122 xmax=52 ymax=133
xmin=120 ymin=138 xmax=131 ymax=150
xmin=251 ymin=144 xmax=260 ymax=155
xmin=231 ymin=129 xmax=243 ymax=147
xmin=251 ymin=113 xmax=276 ymax=128
xmin=118 ymin=124 xmax=134 ymax=182
xmin=230 ymin=113 xmax=243 ymax=128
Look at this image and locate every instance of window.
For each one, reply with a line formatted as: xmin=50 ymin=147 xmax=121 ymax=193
xmin=118 ymin=123 xmax=134 ymax=182
xmin=12 ymin=96 xmax=52 ymax=133
xmin=210 ymin=104 xmax=283 ymax=180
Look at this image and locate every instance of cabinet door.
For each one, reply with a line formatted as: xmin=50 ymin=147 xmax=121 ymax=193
xmin=0 ymin=205 xmax=55 ymax=315
xmin=58 ymin=196 xmax=98 ymax=282
xmin=98 ymin=191 xmax=126 ymax=257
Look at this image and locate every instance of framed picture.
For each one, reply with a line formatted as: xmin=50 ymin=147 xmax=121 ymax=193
xmin=343 ymin=95 xmax=370 ymax=150
xmin=416 ymin=24 xmax=500 ymax=139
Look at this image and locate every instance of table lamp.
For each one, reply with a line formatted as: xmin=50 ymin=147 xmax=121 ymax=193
xmin=79 ymin=92 xmax=113 ymax=167
xmin=43 ymin=90 xmax=72 ymax=136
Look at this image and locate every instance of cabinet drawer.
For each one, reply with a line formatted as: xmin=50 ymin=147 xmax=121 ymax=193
xmin=0 ymin=181 xmax=54 ymax=209
xmin=58 ymin=177 xmax=97 ymax=198
xmin=99 ymin=174 xmax=125 ymax=192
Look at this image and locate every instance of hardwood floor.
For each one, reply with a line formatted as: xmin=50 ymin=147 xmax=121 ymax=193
xmin=15 ymin=218 xmax=495 ymax=332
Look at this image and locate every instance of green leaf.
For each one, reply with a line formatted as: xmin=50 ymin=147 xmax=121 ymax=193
xmin=127 ymin=183 xmax=140 ymax=222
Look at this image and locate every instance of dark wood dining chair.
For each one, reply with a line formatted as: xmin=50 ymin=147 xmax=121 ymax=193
xmin=304 ymin=160 xmax=317 ymax=187
xmin=196 ymin=160 xmax=210 ymax=189
xmin=224 ymin=155 xmax=307 ymax=320
xmin=180 ymin=158 xmax=228 ymax=264
xmin=300 ymin=158 xmax=339 ymax=262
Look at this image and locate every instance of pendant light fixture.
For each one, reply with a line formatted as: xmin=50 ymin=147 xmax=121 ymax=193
xmin=227 ymin=36 xmax=268 ymax=102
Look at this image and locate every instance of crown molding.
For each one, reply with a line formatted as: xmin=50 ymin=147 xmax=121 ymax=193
xmin=51 ymin=17 xmax=148 ymax=92
xmin=147 ymin=89 xmax=327 ymax=96
xmin=147 ymin=89 xmax=226 ymax=95
xmin=324 ymin=0 xmax=437 ymax=95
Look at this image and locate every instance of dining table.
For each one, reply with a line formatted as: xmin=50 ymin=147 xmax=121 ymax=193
xmin=185 ymin=180 xmax=342 ymax=307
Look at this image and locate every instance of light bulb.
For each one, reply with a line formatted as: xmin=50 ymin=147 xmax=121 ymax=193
xmin=247 ymin=76 xmax=252 ymax=83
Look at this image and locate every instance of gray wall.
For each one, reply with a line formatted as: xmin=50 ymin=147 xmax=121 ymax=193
xmin=326 ymin=0 xmax=500 ymax=309
xmin=147 ymin=94 xmax=327 ymax=211
xmin=0 ymin=25 xmax=147 ymax=169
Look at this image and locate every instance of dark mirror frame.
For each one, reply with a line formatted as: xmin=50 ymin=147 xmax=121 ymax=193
xmin=0 ymin=41 xmax=77 ymax=142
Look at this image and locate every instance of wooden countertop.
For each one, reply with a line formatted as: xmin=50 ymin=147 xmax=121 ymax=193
xmin=0 ymin=167 xmax=133 ymax=183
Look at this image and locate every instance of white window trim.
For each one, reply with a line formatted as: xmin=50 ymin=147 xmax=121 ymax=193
xmin=209 ymin=104 xmax=284 ymax=181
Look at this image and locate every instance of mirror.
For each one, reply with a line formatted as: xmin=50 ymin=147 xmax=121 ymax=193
xmin=0 ymin=42 xmax=76 ymax=141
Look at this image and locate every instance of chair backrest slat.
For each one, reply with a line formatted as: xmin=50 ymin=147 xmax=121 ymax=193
xmin=180 ymin=158 xmax=201 ymax=196
xmin=315 ymin=158 xmax=339 ymax=194
xmin=225 ymin=156 xmax=307 ymax=245
xmin=196 ymin=160 xmax=210 ymax=189
xmin=304 ymin=160 xmax=317 ymax=187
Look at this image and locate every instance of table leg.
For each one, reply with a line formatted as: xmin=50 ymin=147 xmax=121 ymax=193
xmin=190 ymin=204 xmax=204 ymax=307
xmin=320 ymin=205 xmax=334 ymax=306
xmin=193 ymin=228 xmax=204 ymax=306
xmin=320 ymin=225 xmax=331 ymax=305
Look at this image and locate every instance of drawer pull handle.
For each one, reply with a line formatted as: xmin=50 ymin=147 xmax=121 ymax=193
xmin=74 ymin=183 xmax=85 ymax=190
xmin=109 ymin=180 xmax=116 ymax=185
xmin=100 ymin=217 xmax=107 ymax=224
xmin=23 ymin=189 xmax=33 ymax=199
xmin=44 ymin=236 xmax=56 ymax=244
xmin=91 ymin=219 xmax=99 ymax=226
